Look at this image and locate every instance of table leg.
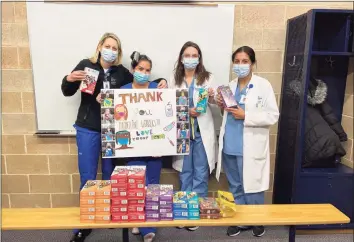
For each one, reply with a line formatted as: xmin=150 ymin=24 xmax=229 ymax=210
xmin=122 ymin=228 xmax=129 ymax=242
xmin=288 ymin=225 xmax=296 ymax=242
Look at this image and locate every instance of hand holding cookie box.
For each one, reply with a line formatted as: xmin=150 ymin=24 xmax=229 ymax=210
xmin=79 ymin=67 xmax=99 ymax=95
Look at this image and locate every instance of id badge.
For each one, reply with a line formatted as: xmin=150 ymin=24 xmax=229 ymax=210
xmin=239 ymin=95 xmax=246 ymax=104
xmin=103 ymin=81 xmax=110 ymax=89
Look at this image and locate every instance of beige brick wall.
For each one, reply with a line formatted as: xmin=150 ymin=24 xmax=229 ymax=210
xmin=1 ymin=2 xmax=353 ymax=208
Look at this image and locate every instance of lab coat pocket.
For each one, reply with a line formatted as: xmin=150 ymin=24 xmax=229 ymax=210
xmin=253 ymin=128 xmax=268 ymax=160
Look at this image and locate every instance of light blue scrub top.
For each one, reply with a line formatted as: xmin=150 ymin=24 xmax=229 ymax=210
xmin=223 ymin=85 xmax=246 ymax=156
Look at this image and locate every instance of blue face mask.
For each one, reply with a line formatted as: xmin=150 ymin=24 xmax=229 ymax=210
xmin=183 ymin=58 xmax=199 ymax=70
xmin=233 ymin=64 xmax=251 ymax=78
xmin=101 ymin=48 xmax=118 ymax=63
xmin=134 ymin=71 xmax=150 ymax=84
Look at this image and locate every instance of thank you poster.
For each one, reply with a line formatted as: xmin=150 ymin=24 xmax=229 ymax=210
xmin=101 ymin=88 xmax=190 ymax=158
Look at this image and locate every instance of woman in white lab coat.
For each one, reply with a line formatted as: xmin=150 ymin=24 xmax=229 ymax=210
xmin=169 ymin=41 xmax=217 ymax=231
xmin=215 ymin=46 xmax=279 ymax=238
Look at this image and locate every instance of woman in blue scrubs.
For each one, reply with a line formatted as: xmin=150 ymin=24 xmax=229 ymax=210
xmin=168 ymin=41 xmax=217 ymax=232
xmin=216 ymin=46 xmax=279 ymax=238
xmin=121 ymin=51 xmax=163 ymax=242
xmin=62 ymin=33 xmax=167 ymax=242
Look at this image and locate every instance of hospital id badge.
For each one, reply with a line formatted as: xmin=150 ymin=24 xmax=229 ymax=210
xmin=239 ymin=95 xmax=246 ymax=104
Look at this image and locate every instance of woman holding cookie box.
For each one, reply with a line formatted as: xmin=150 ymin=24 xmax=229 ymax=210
xmin=168 ymin=41 xmax=218 ymax=232
xmin=215 ymin=46 xmax=279 ymax=237
xmin=61 ymin=32 xmax=167 ymax=242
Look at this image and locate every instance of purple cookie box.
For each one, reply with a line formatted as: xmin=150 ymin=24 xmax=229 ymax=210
xmin=145 ymin=203 xmax=159 ymax=211
xmin=146 ymin=212 xmax=160 ymax=222
xmin=159 ymin=208 xmax=173 ymax=213
xmin=159 ymin=185 xmax=173 ymax=201
xmin=159 ymin=200 xmax=173 ymax=206
xmin=146 ymin=184 xmax=160 ymax=202
xmin=146 ymin=196 xmax=159 ymax=203
xmin=160 ymin=212 xmax=173 ymax=221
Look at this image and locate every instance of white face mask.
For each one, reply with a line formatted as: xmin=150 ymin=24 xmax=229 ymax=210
xmin=182 ymin=57 xmax=199 ymax=69
xmin=233 ymin=64 xmax=251 ymax=78
xmin=101 ymin=48 xmax=118 ymax=63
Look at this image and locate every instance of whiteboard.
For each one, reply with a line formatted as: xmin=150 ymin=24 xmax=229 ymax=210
xmin=27 ymin=2 xmax=234 ymax=133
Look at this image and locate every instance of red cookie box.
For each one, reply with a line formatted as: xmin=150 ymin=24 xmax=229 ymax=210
xmin=111 ymin=205 xmax=128 ymax=214
xmin=128 ymin=204 xmax=145 ymax=213
xmin=111 ymin=182 xmax=128 ymax=189
xmin=111 ymin=197 xmax=128 ymax=206
xmin=128 ymin=213 xmax=146 ymax=222
xmin=111 ymin=187 xmax=128 ymax=197
xmin=128 ymin=182 xmax=145 ymax=189
xmin=112 ymin=213 xmax=129 ymax=223
xmin=128 ymin=199 xmax=145 ymax=205
xmin=128 ymin=166 xmax=146 ymax=185
xmin=127 ymin=189 xmax=146 ymax=200
xmin=111 ymin=166 xmax=130 ymax=184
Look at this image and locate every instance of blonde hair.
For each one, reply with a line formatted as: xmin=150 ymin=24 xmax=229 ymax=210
xmin=89 ymin=32 xmax=123 ymax=66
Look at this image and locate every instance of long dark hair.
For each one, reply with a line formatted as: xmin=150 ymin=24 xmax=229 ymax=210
xmin=174 ymin=41 xmax=211 ymax=87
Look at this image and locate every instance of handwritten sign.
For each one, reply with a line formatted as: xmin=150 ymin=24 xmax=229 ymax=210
xmin=101 ymin=89 xmax=190 ymax=158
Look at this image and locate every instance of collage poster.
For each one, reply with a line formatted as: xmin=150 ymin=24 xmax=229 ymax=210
xmin=101 ymin=88 xmax=190 ymax=158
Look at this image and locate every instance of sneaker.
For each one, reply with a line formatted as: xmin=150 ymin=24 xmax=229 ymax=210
xmin=176 ymin=226 xmax=184 ymax=229
xmin=252 ymin=226 xmax=265 ymax=237
xmin=227 ymin=226 xmax=241 ymax=237
xmin=186 ymin=226 xmax=199 ymax=231
xmin=69 ymin=229 xmax=92 ymax=242
xmin=143 ymin=232 xmax=156 ymax=242
xmin=132 ymin=227 xmax=140 ymax=235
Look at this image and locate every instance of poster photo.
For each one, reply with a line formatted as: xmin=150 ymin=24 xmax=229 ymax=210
xmin=101 ymin=88 xmax=190 ymax=158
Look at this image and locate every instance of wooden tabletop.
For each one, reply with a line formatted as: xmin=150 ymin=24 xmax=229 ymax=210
xmin=2 ymin=204 xmax=350 ymax=230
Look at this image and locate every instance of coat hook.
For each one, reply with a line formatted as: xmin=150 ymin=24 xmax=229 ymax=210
xmin=325 ymin=56 xmax=335 ymax=68
xmin=288 ymin=56 xmax=298 ymax=67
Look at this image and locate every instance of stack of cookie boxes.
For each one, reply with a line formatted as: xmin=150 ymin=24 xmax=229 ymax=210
xmin=145 ymin=185 xmax=174 ymax=221
xmin=79 ymin=180 xmax=111 ymax=223
xmin=173 ymin=191 xmax=200 ymax=220
xmin=110 ymin=166 xmax=146 ymax=222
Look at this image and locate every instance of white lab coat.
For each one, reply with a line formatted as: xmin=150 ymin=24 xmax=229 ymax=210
xmin=216 ymin=74 xmax=279 ymax=193
xmin=168 ymin=74 xmax=218 ymax=174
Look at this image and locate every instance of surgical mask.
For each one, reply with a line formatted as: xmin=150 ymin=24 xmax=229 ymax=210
xmin=182 ymin=58 xmax=199 ymax=70
xmin=233 ymin=64 xmax=251 ymax=78
xmin=134 ymin=71 xmax=150 ymax=84
xmin=101 ymin=48 xmax=118 ymax=63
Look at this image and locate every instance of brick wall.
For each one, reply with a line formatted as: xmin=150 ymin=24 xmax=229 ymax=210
xmin=1 ymin=2 xmax=353 ymax=208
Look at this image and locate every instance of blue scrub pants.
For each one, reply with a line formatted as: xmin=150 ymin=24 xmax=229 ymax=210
xmin=128 ymin=159 xmax=162 ymax=237
xmin=73 ymin=125 xmax=114 ymax=234
xmin=222 ymin=152 xmax=264 ymax=205
xmin=180 ymin=136 xmax=209 ymax=198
